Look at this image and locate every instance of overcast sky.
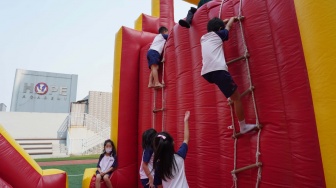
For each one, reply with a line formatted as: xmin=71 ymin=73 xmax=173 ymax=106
xmin=0 ymin=0 xmax=192 ymax=111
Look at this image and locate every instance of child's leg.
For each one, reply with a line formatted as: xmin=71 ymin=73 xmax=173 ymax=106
xmin=103 ymin=174 xmax=113 ymax=188
xmin=178 ymin=7 xmax=197 ymax=28
xmin=230 ymin=90 xmax=256 ymax=133
xmin=151 ymin=64 xmax=163 ymax=87
xmin=229 ymin=90 xmax=244 ymax=121
xmin=148 ymin=72 xmax=154 ymax=88
xmin=95 ymin=174 xmax=102 ymax=188
xmin=211 ymin=70 xmax=256 ymax=134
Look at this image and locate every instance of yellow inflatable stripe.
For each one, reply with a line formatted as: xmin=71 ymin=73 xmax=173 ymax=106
xmin=182 ymin=0 xmax=198 ymax=5
xmin=152 ymin=0 xmax=160 ymax=17
xmin=42 ymin=169 xmax=68 ymax=188
xmin=0 ymin=125 xmax=42 ymax=175
xmin=294 ymin=1 xmax=336 ymax=187
xmin=135 ymin=14 xmax=143 ymax=31
xmin=111 ymin=28 xmax=123 ymax=149
xmin=81 ymin=168 xmax=96 ymax=188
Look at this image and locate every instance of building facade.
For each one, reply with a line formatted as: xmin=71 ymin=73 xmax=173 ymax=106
xmin=10 ymin=69 xmax=78 ymax=113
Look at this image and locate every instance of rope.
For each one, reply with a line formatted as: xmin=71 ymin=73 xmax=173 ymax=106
xmin=152 ymin=88 xmax=156 ymax=129
xmin=229 ymin=103 xmax=238 ymax=188
xmin=218 ymin=0 xmax=229 ymax=18
xmin=152 ymin=61 xmax=166 ymax=131
xmin=161 ymin=62 xmax=165 ymax=131
xmin=226 ymin=0 xmax=262 ymax=187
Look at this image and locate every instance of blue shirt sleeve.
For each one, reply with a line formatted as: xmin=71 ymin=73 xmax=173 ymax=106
xmin=215 ymin=29 xmax=229 ymax=41
xmin=112 ymin=156 xmax=118 ymax=168
xmin=96 ymin=154 xmax=104 ymax=168
xmin=143 ymin=149 xmax=154 ymax=163
xmin=176 ymin=143 xmax=188 ymax=159
xmin=161 ymin=34 xmax=168 ymax=40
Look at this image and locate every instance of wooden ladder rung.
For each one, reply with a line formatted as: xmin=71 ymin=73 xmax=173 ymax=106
xmin=153 ymin=84 xmax=165 ymax=90
xmin=153 ymin=108 xmax=165 ymax=113
xmin=228 ymin=86 xmax=254 ymax=106
xmin=226 ymin=53 xmax=250 ymax=65
xmin=232 ymin=124 xmax=263 ymax=139
xmin=231 ymin=162 xmax=262 ymax=174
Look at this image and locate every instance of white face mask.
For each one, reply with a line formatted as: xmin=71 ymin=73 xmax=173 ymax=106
xmin=105 ymin=148 xmax=112 ymax=153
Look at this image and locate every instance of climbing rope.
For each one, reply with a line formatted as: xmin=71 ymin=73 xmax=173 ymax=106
xmin=152 ymin=61 xmax=166 ymax=131
xmin=218 ymin=0 xmax=262 ymax=187
xmin=161 ymin=62 xmax=166 ymax=131
xmin=218 ymin=0 xmax=229 ymax=18
xmin=152 ymin=88 xmax=157 ymax=129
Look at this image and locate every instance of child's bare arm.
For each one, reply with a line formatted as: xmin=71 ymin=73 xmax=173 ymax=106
xmin=142 ymin=162 xmax=154 ymax=186
xmin=225 ymin=17 xmax=237 ymax=31
xmin=183 ymin=111 xmax=190 ymax=144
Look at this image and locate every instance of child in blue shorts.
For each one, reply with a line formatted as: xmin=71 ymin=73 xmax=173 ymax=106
xmin=200 ymin=17 xmax=257 ymax=134
xmin=147 ymin=26 xmax=168 ymax=88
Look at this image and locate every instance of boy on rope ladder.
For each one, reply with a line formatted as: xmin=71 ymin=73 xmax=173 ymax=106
xmin=147 ymin=26 xmax=168 ymax=88
xmin=179 ymin=0 xmax=212 ymax=28
xmin=201 ymin=17 xmax=257 ymax=134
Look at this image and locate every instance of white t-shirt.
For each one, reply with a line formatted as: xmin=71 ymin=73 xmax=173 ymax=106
xmin=200 ymin=29 xmax=229 ymax=75
xmin=139 ymin=149 xmax=155 ymax=179
xmin=99 ymin=155 xmax=115 ymax=172
xmin=162 ymin=143 xmax=189 ymax=188
xmin=149 ymin=34 xmax=168 ymax=54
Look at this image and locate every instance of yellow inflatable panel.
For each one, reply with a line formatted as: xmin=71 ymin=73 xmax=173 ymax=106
xmin=0 ymin=125 xmax=42 ymax=175
xmin=82 ymin=168 xmax=97 ymax=188
xmin=111 ymin=28 xmax=122 ymax=149
xmin=294 ymin=1 xmax=336 ymax=187
xmin=183 ymin=0 xmax=198 ymax=5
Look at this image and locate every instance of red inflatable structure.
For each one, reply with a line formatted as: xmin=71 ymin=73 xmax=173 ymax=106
xmin=83 ymin=0 xmax=332 ymax=187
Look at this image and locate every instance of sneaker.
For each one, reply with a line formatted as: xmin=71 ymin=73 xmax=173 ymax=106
xmin=240 ymin=124 xmax=257 ymax=134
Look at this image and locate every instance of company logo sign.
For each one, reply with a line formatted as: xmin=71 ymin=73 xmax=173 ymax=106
xmin=35 ymin=82 xmax=48 ymax=95
xmin=22 ymin=82 xmax=69 ymax=101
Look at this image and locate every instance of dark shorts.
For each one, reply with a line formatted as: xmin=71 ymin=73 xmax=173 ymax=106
xmin=147 ymin=49 xmax=161 ymax=69
xmin=140 ymin=174 xmax=162 ymax=187
xmin=202 ymin=70 xmax=237 ymax=98
xmin=96 ymin=170 xmax=112 ymax=177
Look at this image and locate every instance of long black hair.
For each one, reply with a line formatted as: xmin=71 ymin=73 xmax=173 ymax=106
xmin=153 ymin=132 xmax=177 ymax=181
xmin=103 ymin=139 xmax=117 ymax=157
xmin=142 ymin=128 xmax=157 ymax=150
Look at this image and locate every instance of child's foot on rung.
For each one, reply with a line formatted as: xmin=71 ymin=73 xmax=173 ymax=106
xmin=240 ymin=124 xmax=257 ymax=134
xmin=154 ymin=83 xmax=164 ymax=88
xmin=148 ymin=84 xmax=155 ymax=88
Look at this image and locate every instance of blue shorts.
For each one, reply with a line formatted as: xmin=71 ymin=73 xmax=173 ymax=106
xmin=202 ymin=70 xmax=238 ymax=98
xmin=147 ymin=49 xmax=161 ymax=69
xmin=140 ymin=175 xmax=162 ymax=187
xmin=96 ymin=170 xmax=112 ymax=177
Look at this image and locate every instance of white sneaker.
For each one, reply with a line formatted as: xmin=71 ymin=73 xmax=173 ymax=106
xmin=240 ymin=124 xmax=257 ymax=134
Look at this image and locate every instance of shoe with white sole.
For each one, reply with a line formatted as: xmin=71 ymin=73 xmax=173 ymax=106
xmin=240 ymin=124 xmax=257 ymax=134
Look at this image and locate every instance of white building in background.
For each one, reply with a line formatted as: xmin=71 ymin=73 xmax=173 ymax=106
xmin=0 ymin=103 xmax=6 ymax=112
xmin=67 ymin=91 xmax=112 ymax=155
xmin=0 ymin=69 xmax=78 ymax=158
xmin=0 ymin=69 xmax=112 ymax=157
xmin=88 ymin=91 xmax=112 ymax=125
xmin=10 ymin=69 xmax=78 ymax=113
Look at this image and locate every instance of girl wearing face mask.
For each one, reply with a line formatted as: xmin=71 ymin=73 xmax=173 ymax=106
xmin=95 ymin=139 xmax=117 ymax=188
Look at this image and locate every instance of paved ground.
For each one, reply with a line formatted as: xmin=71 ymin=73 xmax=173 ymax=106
xmin=37 ymin=159 xmax=97 ymax=166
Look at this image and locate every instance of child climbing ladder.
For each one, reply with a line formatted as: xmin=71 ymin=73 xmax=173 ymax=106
xmin=200 ymin=16 xmax=257 ymax=134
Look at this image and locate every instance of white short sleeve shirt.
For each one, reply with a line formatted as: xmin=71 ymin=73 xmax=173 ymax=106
xmin=162 ymin=143 xmax=189 ymax=188
xmin=200 ymin=30 xmax=229 ymax=75
xmin=150 ymin=34 xmax=168 ymax=54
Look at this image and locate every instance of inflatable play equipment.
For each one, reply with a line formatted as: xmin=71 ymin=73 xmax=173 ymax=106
xmin=0 ymin=125 xmax=68 ymax=188
xmin=83 ymin=0 xmax=336 ymax=187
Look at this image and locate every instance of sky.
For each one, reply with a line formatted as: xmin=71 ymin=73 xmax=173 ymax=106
xmin=0 ymin=0 xmax=192 ymax=111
